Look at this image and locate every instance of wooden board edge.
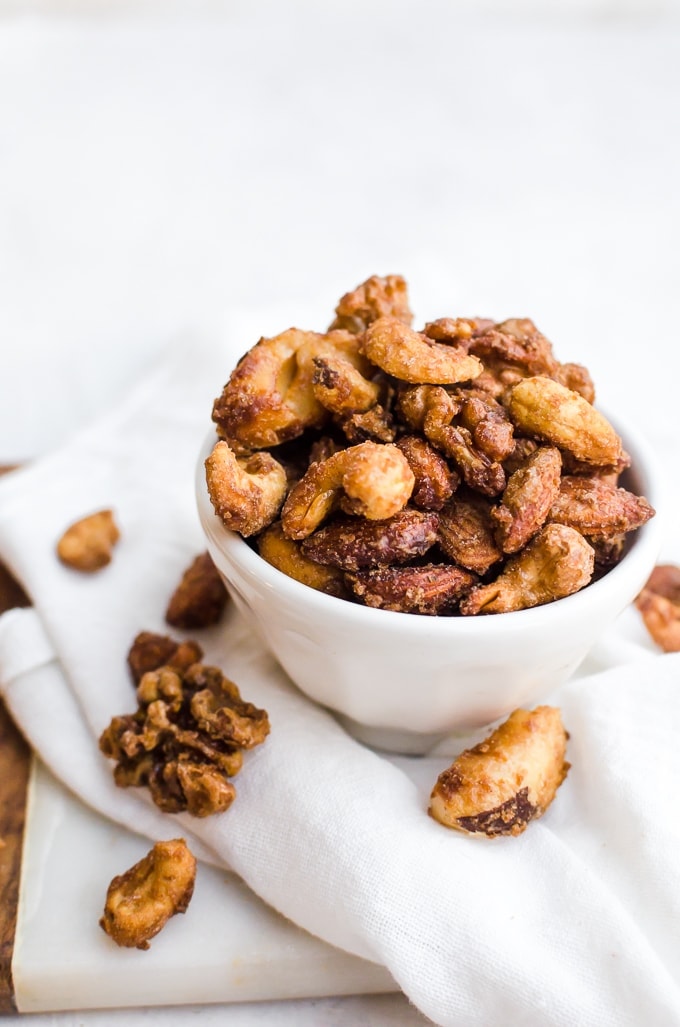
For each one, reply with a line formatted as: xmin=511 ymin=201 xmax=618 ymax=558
xmin=0 ymin=463 xmax=32 ymax=1012
xmin=0 ymin=703 xmax=31 ymax=1013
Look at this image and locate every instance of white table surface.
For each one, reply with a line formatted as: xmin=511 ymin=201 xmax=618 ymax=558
xmin=1 ymin=2 xmax=679 ymax=1024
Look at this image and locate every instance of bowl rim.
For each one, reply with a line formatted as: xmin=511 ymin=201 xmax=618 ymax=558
xmin=196 ymin=408 xmax=664 ymax=638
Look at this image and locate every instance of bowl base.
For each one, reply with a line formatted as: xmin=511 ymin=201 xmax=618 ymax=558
xmin=335 ymin=713 xmax=446 ymax=756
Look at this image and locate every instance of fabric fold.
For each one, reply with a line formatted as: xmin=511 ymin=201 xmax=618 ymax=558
xmin=0 ymin=339 xmax=678 ymax=1027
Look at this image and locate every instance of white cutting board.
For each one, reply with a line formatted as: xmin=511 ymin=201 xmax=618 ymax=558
xmin=12 ymin=761 xmax=396 ymax=1014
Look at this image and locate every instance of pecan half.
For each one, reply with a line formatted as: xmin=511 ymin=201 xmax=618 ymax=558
xmin=345 ymin=563 xmax=475 ymax=615
xmin=301 ymin=509 xmax=439 ymax=571
xmin=165 ymin=552 xmax=229 ymax=629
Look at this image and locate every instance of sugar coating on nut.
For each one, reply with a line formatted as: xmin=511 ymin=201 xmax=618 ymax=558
xmin=363 ymin=316 xmax=483 ymax=385
xmin=301 ymin=509 xmax=440 ymax=571
xmin=101 ymin=634 xmax=270 ymax=817
xmin=56 ymin=509 xmax=120 ymax=572
xmin=491 ymin=446 xmax=563 ymax=554
xmin=429 ymin=706 xmax=569 ymax=837
xmin=212 ymin=328 xmax=328 ymax=450
xmin=100 ymin=838 xmax=196 ymax=950
xmin=459 ymin=524 xmax=594 ymax=615
xmin=258 ymin=521 xmax=348 ymax=597
xmin=635 ymin=564 xmax=680 ymax=653
xmin=507 ymin=376 xmax=622 ymax=466
xmin=205 ymin=273 xmax=654 ymax=615
xmin=127 ymin=631 xmax=204 ymax=684
xmin=329 ymin=273 xmax=413 ymax=333
xmin=206 ymin=440 xmax=287 ymax=537
xmin=548 ymin=476 xmax=655 ymax=541
xmin=437 ymin=495 xmax=503 ymax=575
xmin=166 ymin=552 xmax=229 ymax=629
xmin=281 ymin=441 xmax=414 ymax=540
xmin=346 ymin=563 xmax=476 ymax=615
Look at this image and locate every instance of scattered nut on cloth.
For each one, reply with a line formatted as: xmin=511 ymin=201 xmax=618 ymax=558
xmin=0 ymin=338 xmax=679 ymax=1027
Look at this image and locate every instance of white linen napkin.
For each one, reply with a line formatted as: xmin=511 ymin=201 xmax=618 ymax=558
xmin=1 ymin=339 xmax=679 ymax=1027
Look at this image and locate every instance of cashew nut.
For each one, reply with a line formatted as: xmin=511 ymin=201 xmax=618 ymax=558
xmin=211 ymin=328 xmax=330 ymax=449
xmin=507 ymin=376 xmax=623 ymax=466
xmin=205 ymin=440 xmax=287 ymax=537
xmin=281 ymin=440 xmax=415 ymax=540
xmin=363 ymin=315 xmax=483 ymax=385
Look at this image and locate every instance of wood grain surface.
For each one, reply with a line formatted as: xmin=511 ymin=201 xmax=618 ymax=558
xmin=0 ymin=468 xmax=32 ymax=1013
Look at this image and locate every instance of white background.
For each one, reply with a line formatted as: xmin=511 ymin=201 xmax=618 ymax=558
xmin=1 ymin=2 xmax=679 ymax=1024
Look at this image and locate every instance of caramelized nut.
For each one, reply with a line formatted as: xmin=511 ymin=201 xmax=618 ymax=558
xmin=635 ymin=564 xmax=680 ymax=653
xmin=100 ymin=839 xmax=196 ymax=950
xmin=166 ymin=552 xmax=229 ymax=629
xmin=301 ymin=509 xmax=440 ymax=571
xmin=429 ymin=706 xmax=569 ymax=837
xmin=507 ymin=376 xmax=622 ymax=466
xmin=346 ymin=563 xmax=476 ymax=615
xmin=56 ymin=509 xmax=119 ymax=572
xmin=460 ymin=524 xmax=594 ymax=614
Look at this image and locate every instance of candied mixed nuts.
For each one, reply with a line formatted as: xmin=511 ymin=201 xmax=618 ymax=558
xmin=205 ymin=274 xmax=655 ymax=615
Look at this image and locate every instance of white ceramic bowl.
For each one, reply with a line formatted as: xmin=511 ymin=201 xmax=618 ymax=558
xmin=196 ymin=418 xmax=663 ymax=754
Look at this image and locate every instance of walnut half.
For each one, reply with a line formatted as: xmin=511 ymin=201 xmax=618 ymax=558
xmin=100 ymin=634 xmax=270 ymax=817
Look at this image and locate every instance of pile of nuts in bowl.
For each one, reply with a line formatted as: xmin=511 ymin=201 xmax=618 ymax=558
xmin=205 ymin=274 xmax=654 ymax=616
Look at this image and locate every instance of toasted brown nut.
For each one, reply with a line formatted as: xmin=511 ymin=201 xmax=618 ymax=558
xmin=396 ymin=435 xmax=459 ymax=510
xmin=100 ymin=839 xmax=196 ymax=950
xmin=460 ymin=524 xmax=594 ymax=614
xmin=591 ymin=534 xmax=627 ymax=570
xmin=469 ymin=319 xmax=559 ymax=380
xmin=429 ymin=706 xmax=569 ymax=837
xmin=502 ymin=436 xmax=539 ymax=475
xmin=339 ymin=404 xmax=396 ymax=444
xmin=56 ymin=509 xmax=120 ymax=572
xmin=548 ymin=476 xmax=655 ymax=541
xmin=423 ymin=317 xmax=493 ymax=344
xmin=398 ymin=385 xmax=506 ymax=497
xmin=635 ymin=564 xmax=680 ymax=653
xmin=165 ymin=552 xmax=229 ymax=629
xmin=205 ymin=440 xmax=287 ymax=537
xmin=102 ymin=645 xmax=269 ymax=816
xmin=211 ymin=328 xmax=330 ymax=449
xmin=507 ymin=376 xmax=623 ymax=466
xmin=185 ymin=663 xmax=271 ymax=749
xmin=127 ymin=631 xmax=204 ymax=685
xmin=310 ymin=354 xmax=380 ymax=415
xmin=345 ymin=563 xmax=476 ymax=615
xmin=257 ymin=521 xmax=348 ymax=597
xmin=491 ymin=446 xmax=562 ymax=554
xmin=301 ymin=509 xmax=440 ymax=571
xmin=363 ymin=316 xmax=483 ymax=385
xmin=553 ymin=361 xmax=595 ymax=403
xmin=454 ymin=389 xmax=515 ymax=463
xmin=281 ymin=441 xmax=414 ymax=540
xmin=158 ymin=762 xmax=237 ymax=817
xmin=329 ymin=273 xmax=413 ymax=333
xmin=437 ymin=495 xmax=503 ymax=575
